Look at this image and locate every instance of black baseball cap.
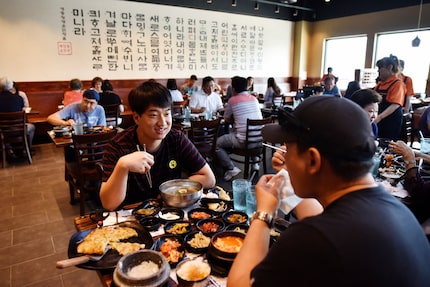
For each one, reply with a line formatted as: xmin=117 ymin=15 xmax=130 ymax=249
xmin=262 ymin=96 xmax=376 ymax=161
xmin=83 ymin=89 xmax=100 ymax=102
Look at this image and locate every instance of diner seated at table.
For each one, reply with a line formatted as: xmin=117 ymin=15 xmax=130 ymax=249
xmin=99 ymin=79 xmax=124 ymax=125
xmin=349 ymin=88 xmax=382 ymax=139
xmin=389 ymin=140 xmax=430 ymax=224
xmin=216 ymin=76 xmax=263 ymax=181
xmin=63 ymin=78 xmax=84 ymax=107
xmin=188 ymin=76 xmax=224 ymax=114
xmin=99 ymin=81 xmax=216 ymax=211
xmin=263 ymin=77 xmax=281 ymax=106
xmin=180 ymin=74 xmax=198 ymax=95
xmin=47 ymin=89 xmax=106 ymax=128
xmin=10 ymin=81 xmax=30 ymax=108
xmin=48 ymin=89 xmax=106 ymax=162
xmin=322 ymin=76 xmax=341 ymax=97
xmin=0 ymin=76 xmax=36 ymax=150
xmin=90 ymin=76 xmax=103 ymax=94
xmin=227 ymin=96 xmax=430 ymax=287
xmin=166 ymin=78 xmax=185 ymax=102
xmin=343 ymin=80 xmax=361 ymax=99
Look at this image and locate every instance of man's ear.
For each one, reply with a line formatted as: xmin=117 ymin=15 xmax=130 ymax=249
xmin=306 ymin=147 xmax=322 ymax=175
xmin=132 ymin=111 xmax=140 ymax=125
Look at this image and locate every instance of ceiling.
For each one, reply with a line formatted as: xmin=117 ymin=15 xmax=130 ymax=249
xmin=127 ymin=0 xmax=429 ymax=22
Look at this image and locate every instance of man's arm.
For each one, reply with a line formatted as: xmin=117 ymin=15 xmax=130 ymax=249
xmin=188 ymin=163 xmax=216 ymax=189
xmin=47 ymin=111 xmax=75 ymax=126
xmin=227 ymin=175 xmax=284 ymax=287
xmin=100 ymin=151 xmax=154 ymax=210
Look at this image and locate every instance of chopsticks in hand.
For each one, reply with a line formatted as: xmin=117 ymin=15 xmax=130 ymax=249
xmin=136 ymin=144 xmax=153 ymax=188
xmin=262 ymin=143 xmax=286 ymax=153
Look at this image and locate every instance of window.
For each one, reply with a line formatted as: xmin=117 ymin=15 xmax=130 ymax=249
xmin=322 ymin=36 xmax=367 ymax=90
xmin=375 ymin=29 xmax=430 ymax=94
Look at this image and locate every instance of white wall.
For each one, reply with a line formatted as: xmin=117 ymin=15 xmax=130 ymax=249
xmin=0 ymin=0 xmax=294 ymax=81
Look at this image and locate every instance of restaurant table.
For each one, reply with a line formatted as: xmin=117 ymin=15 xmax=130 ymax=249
xmin=47 ymin=130 xmax=73 ymax=146
xmin=73 ymin=202 xmax=227 ymax=287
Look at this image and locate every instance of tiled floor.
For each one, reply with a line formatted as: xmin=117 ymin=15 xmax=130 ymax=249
xmin=0 ymin=144 xmax=102 ymax=287
xmin=0 ymin=143 xmax=272 ymax=287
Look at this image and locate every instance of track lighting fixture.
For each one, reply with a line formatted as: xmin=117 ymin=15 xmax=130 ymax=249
xmin=254 ymin=1 xmax=259 ymax=10
xmin=275 ymin=5 xmax=280 ymax=13
xmin=232 ymin=0 xmax=237 ymax=7
xmin=207 ymin=0 xmax=212 ymax=3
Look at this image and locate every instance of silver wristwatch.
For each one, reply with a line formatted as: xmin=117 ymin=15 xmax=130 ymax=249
xmin=251 ymin=211 xmax=273 ymax=227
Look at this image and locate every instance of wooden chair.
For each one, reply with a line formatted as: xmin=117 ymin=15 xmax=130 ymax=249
xmin=172 ymin=100 xmax=188 ymax=115
xmin=66 ymin=129 xmax=117 ymax=215
xmin=188 ymin=118 xmax=221 ymax=163
xmin=229 ymin=117 xmax=273 ymax=179
xmin=0 ymin=111 xmax=32 ymax=168
xmin=103 ymin=104 xmax=121 ymax=127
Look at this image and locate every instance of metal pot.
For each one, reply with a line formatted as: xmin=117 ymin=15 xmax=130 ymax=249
xmin=159 ymin=179 xmax=203 ymax=208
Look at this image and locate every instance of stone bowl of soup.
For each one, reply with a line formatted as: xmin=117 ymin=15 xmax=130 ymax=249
xmin=113 ymin=249 xmax=170 ymax=287
xmin=159 ymin=179 xmax=203 ymax=208
xmin=207 ymin=231 xmax=245 ymax=277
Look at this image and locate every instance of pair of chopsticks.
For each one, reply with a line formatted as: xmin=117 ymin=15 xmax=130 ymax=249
xmin=136 ymin=144 xmax=153 ymax=188
xmin=262 ymin=143 xmax=286 ymax=153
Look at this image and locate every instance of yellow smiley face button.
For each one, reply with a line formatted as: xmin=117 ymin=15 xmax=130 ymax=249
xmin=169 ymin=160 xmax=177 ymax=169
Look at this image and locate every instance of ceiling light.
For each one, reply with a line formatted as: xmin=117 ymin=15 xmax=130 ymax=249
xmin=275 ymin=5 xmax=280 ymax=13
xmin=232 ymin=0 xmax=237 ymax=7
xmin=254 ymin=1 xmax=259 ymax=10
xmin=207 ymin=0 xmax=212 ymax=3
xmin=412 ymin=0 xmax=423 ymax=47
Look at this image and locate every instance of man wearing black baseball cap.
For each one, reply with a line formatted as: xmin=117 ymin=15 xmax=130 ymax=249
xmin=228 ymin=96 xmax=430 ymax=286
xmin=47 ymin=89 xmax=106 ymax=128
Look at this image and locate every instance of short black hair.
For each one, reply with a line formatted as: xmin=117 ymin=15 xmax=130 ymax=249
xmin=101 ymin=79 xmax=113 ymax=92
xmin=190 ymin=75 xmax=198 ymax=81
xmin=350 ymin=89 xmax=382 ymax=108
xmin=166 ymin=79 xmax=178 ymax=90
xmin=70 ymin=78 xmax=82 ymax=90
xmin=231 ymin=76 xmax=248 ymax=93
xmin=128 ymin=81 xmax=172 ymax=115
xmin=202 ymin=76 xmax=214 ymax=86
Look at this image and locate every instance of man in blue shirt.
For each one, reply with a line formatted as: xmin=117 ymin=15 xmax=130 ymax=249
xmin=47 ymin=89 xmax=106 ymax=128
xmin=322 ymin=76 xmax=341 ymax=97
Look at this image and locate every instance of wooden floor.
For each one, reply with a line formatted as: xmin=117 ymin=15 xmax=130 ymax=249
xmin=0 ymin=143 xmax=274 ymax=286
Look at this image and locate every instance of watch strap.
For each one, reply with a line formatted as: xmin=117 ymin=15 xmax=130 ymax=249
xmin=251 ymin=211 xmax=273 ymax=227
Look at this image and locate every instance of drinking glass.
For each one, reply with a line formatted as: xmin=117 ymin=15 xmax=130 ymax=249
xmin=246 ymin=185 xmax=257 ymax=218
xmin=74 ymin=123 xmax=84 ymax=135
xmin=232 ymin=179 xmax=249 ymax=212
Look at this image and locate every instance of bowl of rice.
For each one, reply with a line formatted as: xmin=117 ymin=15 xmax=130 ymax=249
xmin=113 ymin=249 xmax=170 ymax=287
xmin=176 ymin=257 xmax=211 ymax=287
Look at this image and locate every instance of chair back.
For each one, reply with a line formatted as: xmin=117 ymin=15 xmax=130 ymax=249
xmin=0 ymin=111 xmax=32 ymax=167
xmin=72 ymin=129 xmax=117 ymax=172
xmin=244 ymin=117 xmax=273 ymax=149
xmin=172 ymin=100 xmax=188 ymax=115
xmin=272 ymin=95 xmax=284 ymax=108
xmin=189 ymin=118 xmax=221 ymax=162
xmin=69 ymin=129 xmax=117 ymax=215
xmin=103 ymin=104 xmax=120 ymax=127
xmin=230 ymin=117 xmax=273 ymax=178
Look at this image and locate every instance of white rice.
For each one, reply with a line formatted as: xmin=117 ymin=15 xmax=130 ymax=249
xmin=127 ymin=260 xmax=159 ymax=279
